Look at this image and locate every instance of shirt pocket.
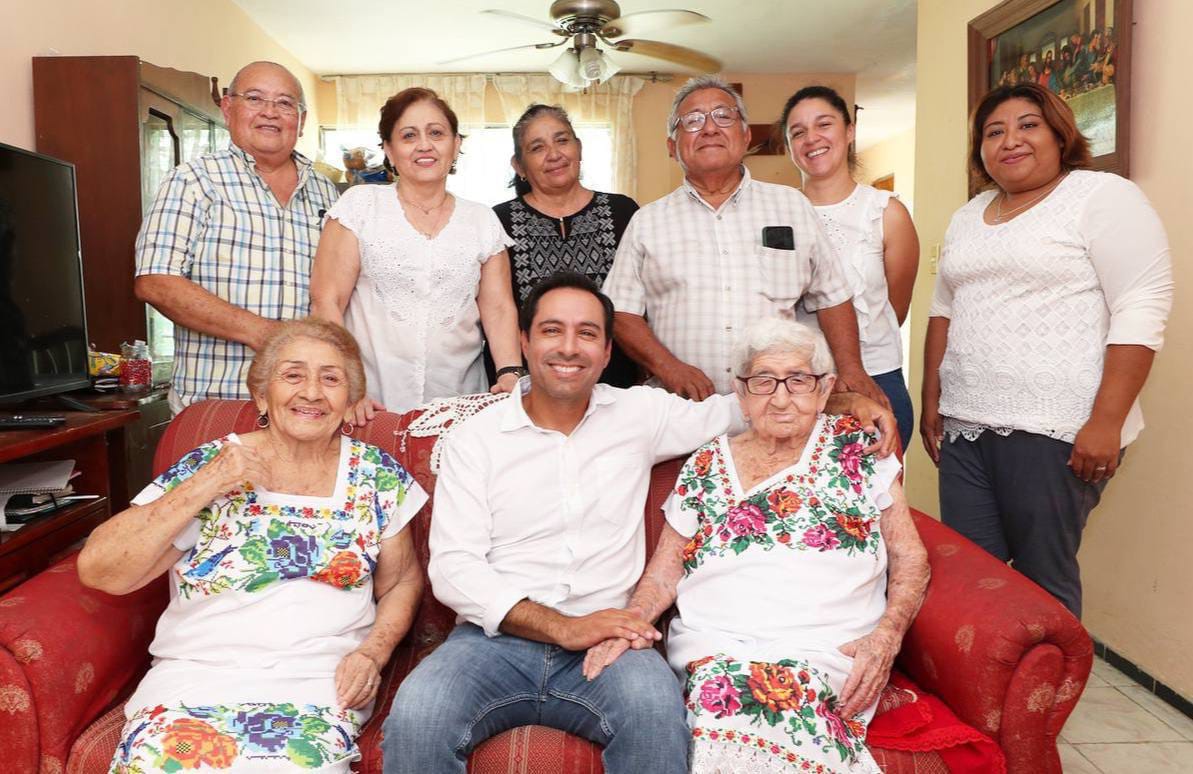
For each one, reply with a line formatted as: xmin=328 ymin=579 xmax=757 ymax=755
xmin=591 ymin=453 xmax=650 ymax=524
xmin=756 ymin=245 xmax=806 ymax=305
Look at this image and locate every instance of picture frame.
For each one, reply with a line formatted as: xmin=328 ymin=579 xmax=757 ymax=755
xmin=968 ymin=0 xmax=1131 ymax=192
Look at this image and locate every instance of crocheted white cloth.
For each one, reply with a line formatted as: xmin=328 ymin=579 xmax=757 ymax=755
xmin=399 ymin=392 xmax=506 ymax=473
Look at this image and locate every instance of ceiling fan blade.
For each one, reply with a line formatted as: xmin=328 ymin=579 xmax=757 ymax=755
xmin=600 ymin=9 xmax=710 ymax=40
xmin=611 ymin=39 xmax=721 ymax=72
xmin=436 ymin=39 xmax=566 ymax=67
xmin=481 ymin=9 xmax=569 ymax=36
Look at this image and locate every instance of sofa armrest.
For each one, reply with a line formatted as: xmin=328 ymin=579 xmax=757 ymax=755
xmin=898 ymin=511 xmax=1092 ymax=774
xmin=0 ymin=552 xmax=167 ymax=773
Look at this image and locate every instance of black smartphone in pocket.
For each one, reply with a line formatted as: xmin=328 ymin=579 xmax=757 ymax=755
xmin=762 ymin=225 xmax=795 ymax=250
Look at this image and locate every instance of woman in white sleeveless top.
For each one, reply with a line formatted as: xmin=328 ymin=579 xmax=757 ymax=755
xmin=781 ymin=86 xmax=920 ymax=452
xmin=922 ymin=83 xmax=1172 ymax=616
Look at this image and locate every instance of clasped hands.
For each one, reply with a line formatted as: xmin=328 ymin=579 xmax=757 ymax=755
xmin=552 ymin=606 xmax=659 ymax=682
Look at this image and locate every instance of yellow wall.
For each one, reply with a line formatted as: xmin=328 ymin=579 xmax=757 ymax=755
xmin=0 ymin=0 xmax=321 ymax=155
xmin=857 ymin=127 xmax=916 ymax=214
xmin=912 ymin=0 xmax=1193 ymax=696
xmin=631 ymin=73 xmax=855 ymax=205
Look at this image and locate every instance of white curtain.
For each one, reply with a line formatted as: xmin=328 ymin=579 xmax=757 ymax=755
xmin=491 ymin=75 xmax=645 ymax=198
xmin=332 ymin=74 xmax=488 ymax=129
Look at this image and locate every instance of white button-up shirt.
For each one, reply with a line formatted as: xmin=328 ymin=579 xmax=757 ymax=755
xmin=428 ymin=379 xmax=745 ymax=636
xmin=603 ymin=167 xmax=852 ymax=394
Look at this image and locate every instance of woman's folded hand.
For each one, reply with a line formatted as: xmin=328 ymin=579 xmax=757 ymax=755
xmin=836 ymin=625 xmax=901 ymax=717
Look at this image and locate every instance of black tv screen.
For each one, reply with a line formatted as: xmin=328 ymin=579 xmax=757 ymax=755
xmin=0 ymin=142 xmax=90 ymax=403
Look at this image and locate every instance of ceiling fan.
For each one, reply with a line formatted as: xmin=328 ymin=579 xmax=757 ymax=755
xmin=438 ymin=0 xmax=722 ymax=87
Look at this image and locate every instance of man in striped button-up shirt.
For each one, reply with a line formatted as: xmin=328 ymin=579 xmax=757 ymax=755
xmin=135 ymin=61 xmax=339 ymax=414
xmin=604 ymin=75 xmax=887 ymax=409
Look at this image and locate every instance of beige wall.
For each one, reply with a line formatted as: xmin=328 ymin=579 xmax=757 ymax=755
xmin=0 ymin=0 xmax=321 ymax=155
xmin=632 ymin=73 xmax=855 ymax=205
xmin=912 ymin=0 xmax=1193 ymax=697
xmin=857 ymin=127 xmax=916 ymax=214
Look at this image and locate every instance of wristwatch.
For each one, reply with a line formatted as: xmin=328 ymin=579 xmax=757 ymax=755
xmin=495 ymin=365 xmax=529 ymax=379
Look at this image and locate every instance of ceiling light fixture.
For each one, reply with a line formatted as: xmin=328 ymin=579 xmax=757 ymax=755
xmin=549 ymin=31 xmax=620 ymax=88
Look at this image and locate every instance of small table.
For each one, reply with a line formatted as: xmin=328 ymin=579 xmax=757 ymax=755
xmin=0 ymin=410 xmax=137 ymax=592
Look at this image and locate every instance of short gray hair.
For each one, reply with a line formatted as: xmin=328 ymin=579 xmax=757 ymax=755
xmin=732 ymin=318 xmax=835 ymax=379
xmin=667 ymin=75 xmax=749 ymax=138
xmin=229 ymin=61 xmax=306 ymax=113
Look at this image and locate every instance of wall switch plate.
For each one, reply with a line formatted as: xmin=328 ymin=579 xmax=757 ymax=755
xmin=929 ymin=243 xmax=941 ymax=274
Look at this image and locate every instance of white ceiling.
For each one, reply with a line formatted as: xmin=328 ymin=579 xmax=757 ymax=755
xmin=233 ymin=0 xmax=916 ymax=149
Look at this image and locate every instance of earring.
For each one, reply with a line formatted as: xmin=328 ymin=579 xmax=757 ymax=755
xmin=341 ymin=421 xmax=354 ymax=436
xmin=519 ymin=175 xmax=527 ymax=182
xmin=256 ymin=412 xmax=270 ymax=429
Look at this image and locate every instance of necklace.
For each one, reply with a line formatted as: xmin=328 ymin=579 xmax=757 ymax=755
xmin=993 ymin=173 xmax=1067 ymax=222
xmin=397 ymin=188 xmax=451 ymax=238
xmin=398 ymin=188 xmax=449 ymax=215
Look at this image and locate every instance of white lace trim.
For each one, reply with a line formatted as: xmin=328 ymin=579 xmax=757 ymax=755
xmin=397 ymin=392 xmax=507 ymax=473
xmin=942 ymin=417 xmax=1073 ymax=444
xmin=691 ymin=740 xmax=879 ymax=774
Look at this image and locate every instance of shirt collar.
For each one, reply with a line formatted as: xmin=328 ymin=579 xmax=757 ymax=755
xmin=499 ymin=376 xmax=618 ymax=434
xmin=682 ymin=164 xmax=752 ymax=211
xmin=229 ymin=142 xmax=314 ymax=185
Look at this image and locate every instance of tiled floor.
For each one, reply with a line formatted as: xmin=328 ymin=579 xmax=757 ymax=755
xmin=1060 ymin=657 xmax=1193 ymax=772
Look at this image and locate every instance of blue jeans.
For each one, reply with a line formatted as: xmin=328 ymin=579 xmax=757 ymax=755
xmin=872 ymin=368 xmax=914 ymax=454
xmin=382 ymin=624 xmax=689 ymax=774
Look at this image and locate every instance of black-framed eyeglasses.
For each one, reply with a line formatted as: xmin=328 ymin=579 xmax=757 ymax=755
xmin=675 ymin=106 xmax=741 ymax=133
xmin=228 ymin=92 xmax=304 ymax=116
xmin=736 ymin=373 xmax=826 ymax=396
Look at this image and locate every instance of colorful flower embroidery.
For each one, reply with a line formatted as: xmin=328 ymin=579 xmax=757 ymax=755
xmin=685 ymin=655 xmax=868 ymax=768
xmin=144 ymin=438 xmax=416 ymax=599
xmin=676 ymin=416 xmax=883 ymax=572
xmin=112 ymin=701 xmax=360 ymax=773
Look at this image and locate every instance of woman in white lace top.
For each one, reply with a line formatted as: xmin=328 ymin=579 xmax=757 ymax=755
xmin=312 ymin=88 xmax=522 ymax=420
xmin=921 ymin=83 xmax=1173 ymax=615
xmin=781 ymin=86 xmax=920 ymax=452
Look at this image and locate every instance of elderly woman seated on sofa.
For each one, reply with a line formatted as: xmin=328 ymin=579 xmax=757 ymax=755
xmin=584 ymin=318 xmax=930 ymax=774
xmin=78 ymin=319 xmax=426 ymax=773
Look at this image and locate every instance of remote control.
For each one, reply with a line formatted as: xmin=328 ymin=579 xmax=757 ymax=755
xmin=0 ymin=415 xmax=68 ymax=429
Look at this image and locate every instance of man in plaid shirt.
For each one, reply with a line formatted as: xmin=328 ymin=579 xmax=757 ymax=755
xmin=604 ymin=75 xmax=886 ymax=408
xmin=135 ymin=61 xmax=339 ymax=413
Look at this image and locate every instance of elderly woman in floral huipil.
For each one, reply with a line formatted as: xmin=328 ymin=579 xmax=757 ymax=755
xmin=79 ymin=319 xmax=426 ymax=773
xmin=583 ymin=318 xmax=930 ymax=774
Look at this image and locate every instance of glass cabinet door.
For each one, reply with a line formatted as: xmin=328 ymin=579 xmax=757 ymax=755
xmin=140 ymin=92 xmax=184 ymax=368
xmin=139 ymin=91 xmax=227 ymax=375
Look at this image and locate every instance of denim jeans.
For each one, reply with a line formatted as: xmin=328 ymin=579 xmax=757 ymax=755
xmin=382 ymin=623 xmax=690 ymax=774
xmin=871 ymin=368 xmax=914 ymax=454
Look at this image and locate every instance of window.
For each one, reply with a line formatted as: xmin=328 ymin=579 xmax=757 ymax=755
xmin=320 ymin=125 xmax=614 ymax=207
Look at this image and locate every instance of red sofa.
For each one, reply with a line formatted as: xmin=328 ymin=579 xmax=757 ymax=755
xmin=0 ymin=400 xmax=1092 ymax=773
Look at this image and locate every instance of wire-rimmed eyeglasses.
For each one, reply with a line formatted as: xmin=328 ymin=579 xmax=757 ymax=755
xmin=674 ymin=106 xmax=741 ymax=133
xmin=227 ymin=92 xmax=304 ymax=116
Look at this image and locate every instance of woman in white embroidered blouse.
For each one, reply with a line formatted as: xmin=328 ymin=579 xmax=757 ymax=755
xmin=921 ymin=83 xmax=1173 ymax=615
xmin=311 ymin=88 xmax=522 ymax=421
xmin=781 ymin=86 xmax=920 ymax=452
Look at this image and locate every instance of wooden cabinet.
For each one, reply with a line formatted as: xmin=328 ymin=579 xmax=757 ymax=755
xmin=0 ymin=411 xmax=136 ymax=592
xmin=31 ymin=56 xmax=228 ymax=364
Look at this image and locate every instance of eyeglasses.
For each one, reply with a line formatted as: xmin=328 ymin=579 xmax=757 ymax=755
xmin=228 ymin=92 xmax=304 ymax=116
xmin=737 ymin=373 xmax=826 ymax=396
xmin=675 ymin=106 xmax=741 ymax=133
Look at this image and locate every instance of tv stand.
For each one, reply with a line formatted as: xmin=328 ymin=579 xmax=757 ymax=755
xmin=54 ymin=393 xmax=101 ymax=413
xmin=0 ymin=410 xmax=136 ymax=593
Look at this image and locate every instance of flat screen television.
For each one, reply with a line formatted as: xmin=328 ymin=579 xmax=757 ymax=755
xmin=0 ymin=142 xmax=90 ymax=403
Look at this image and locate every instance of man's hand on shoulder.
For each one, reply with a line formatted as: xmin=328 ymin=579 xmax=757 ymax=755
xmin=825 ymin=391 xmax=899 ymax=458
xmin=654 ymin=358 xmax=715 ymax=401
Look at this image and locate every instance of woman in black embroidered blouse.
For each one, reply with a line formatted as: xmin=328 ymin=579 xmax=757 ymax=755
xmin=491 ymin=104 xmax=640 ymax=387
